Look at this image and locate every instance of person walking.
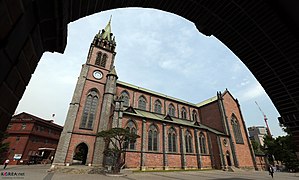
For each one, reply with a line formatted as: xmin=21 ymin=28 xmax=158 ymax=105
xmin=3 ymin=159 xmax=9 ymax=169
xmin=268 ymin=164 xmax=274 ymax=178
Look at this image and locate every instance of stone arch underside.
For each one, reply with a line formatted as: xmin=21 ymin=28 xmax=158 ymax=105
xmin=0 ymin=0 xmax=298 ymax=154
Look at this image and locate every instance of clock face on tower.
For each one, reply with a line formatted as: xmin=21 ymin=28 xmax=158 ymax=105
xmin=93 ymin=70 xmax=103 ymax=79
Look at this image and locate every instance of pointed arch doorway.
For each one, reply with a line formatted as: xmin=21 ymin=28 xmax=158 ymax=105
xmin=73 ymin=143 xmax=88 ymax=165
xmin=226 ymin=151 xmax=232 ymax=167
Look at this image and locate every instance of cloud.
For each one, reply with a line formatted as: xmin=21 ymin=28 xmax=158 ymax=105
xmin=236 ymin=82 xmax=266 ymax=102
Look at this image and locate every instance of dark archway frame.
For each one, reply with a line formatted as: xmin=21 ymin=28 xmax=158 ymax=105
xmin=0 ymin=1 xmax=298 ymax=154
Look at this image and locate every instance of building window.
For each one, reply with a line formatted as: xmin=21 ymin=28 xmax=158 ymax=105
xmin=95 ymin=52 xmax=102 ymax=66
xmin=138 ymin=96 xmax=147 ymax=110
xmin=100 ymin=54 xmax=107 ymax=67
xmin=168 ymin=127 xmax=177 ymax=152
xmin=21 ymin=123 xmax=26 ymax=129
xmin=185 ymin=130 xmax=193 ymax=153
xmin=36 ymin=126 xmax=41 ymax=131
xmin=120 ymin=91 xmax=130 ymax=107
xmin=192 ymin=110 xmax=198 ymax=121
xmin=168 ymin=104 xmax=175 ymax=117
xmin=199 ymin=133 xmax=207 ymax=154
xmin=49 ymin=129 xmax=52 ymax=134
xmin=148 ymin=125 xmax=158 ymax=151
xmin=231 ymin=116 xmax=244 ymax=144
xmin=126 ymin=120 xmax=137 ymax=150
xmin=41 ymin=126 xmax=44 ymax=131
xmin=80 ymin=90 xmax=99 ymax=130
xmin=45 ymin=139 xmax=48 ymax=144
xmin=181 ymin=107 xmax=187 ymax=119
xmin=16 ymin=136 xmax=20 ymax=141
xmin=154 ymin=100 xmax=162 ymax=114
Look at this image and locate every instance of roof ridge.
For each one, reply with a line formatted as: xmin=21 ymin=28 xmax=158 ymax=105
xmin=117 ymin=80 xmax=199 ymax=107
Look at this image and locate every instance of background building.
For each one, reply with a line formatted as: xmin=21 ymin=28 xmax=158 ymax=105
xmin=53 ymin=19 xmax=256 ymax=170
xmin=248 ymin=126 xmax=268 ymax=146
xmin=4 ymin=112 xmax=63 ymax=165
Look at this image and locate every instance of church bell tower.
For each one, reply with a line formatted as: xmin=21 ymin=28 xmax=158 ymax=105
xmin=53 ymin=17 xmax=118 ymax=166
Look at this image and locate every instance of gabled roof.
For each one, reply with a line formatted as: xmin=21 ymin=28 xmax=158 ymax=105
xmin=196 ymin=96 xmax=218 ymax=107
xmin=221 ymin=89 xmax=239 ymax=104
xmin=117 ymin=80 xmax=198 ymax=107
xmin=11 ymin=112 xmax=63 ymax=129
xmin=123 ymin=107 xmax=225 ymax=135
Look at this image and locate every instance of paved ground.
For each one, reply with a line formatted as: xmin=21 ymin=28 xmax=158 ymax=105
xmin=1 ymin=165 xmax=298 ymax=180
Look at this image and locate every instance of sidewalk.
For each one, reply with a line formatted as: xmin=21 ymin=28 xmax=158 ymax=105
xmin=1 ymin=164 xmax=298 ymax=180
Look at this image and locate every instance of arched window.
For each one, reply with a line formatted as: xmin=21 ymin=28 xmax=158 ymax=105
xmin=80 ymin=90 xmax=99 ymax=130
xmin=154 ymin=100 xmax=162 ymax=114
xmin=181 ymin=107 xmax=187 ymax=119
xmin=120 ymin=91 xmax=130 ymax=107
xmin=138 ymin=96 xmax=147 ymax=110
xmin=148 ymin=125 xmax=158 ymax=151
xmin=95 ymin=52 xmax=102 ymax=66
xmin=192 ymin=110 xmax=198 ymax=121
xmin=199 ymin=133 xmax=207 ymax=154
xmin=231 ymin=116 xmax=244 ymax=144
xmin=100 ymin=54 xmax=107 ymax=67
xmin=168 ymin=127 xmax=177 ymax=152
xmin=168 ymin=104 xmax=175 ymax=117
xmin=185 ymin=130 xmax=193 ymax=153
xmin=126 ymin=120 xmax=137 ymax=150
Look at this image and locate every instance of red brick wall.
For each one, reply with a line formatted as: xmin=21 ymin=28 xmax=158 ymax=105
xmin=116 ymin=85 xmax=197 ymax=122
xmin=209 ymin=133 xmax=221 ymax=169
xmin=65 ymin=134 xmax=96 ymax=164
xmin=167 ymin=154 xmax=181 ymax=168
xmin=126 ymin=152 xmax=140 ymax=168
xmin=144 ymin=153 xmax=163 ymax=168
xmin=255 ymin=155 xmax=267 ymax=171
xmin=199 ymin=101 xmax=225 ymax=133
xmin=88 ymin=46 xmax=114 ymax=75
xmin=186 ymin=154 xmax=197 ymax=168
xmin=201 ymin=155 xmax=212 ymax=168
xmin=4 ymin=116 xmax=62 ymax=165
xmin=73 ymin=80 xmax=105 ymax=134
xmin=222 ymin=92 xmax=254 ymax=168
xmin=220 ymin=136 xmax=233 ymax=166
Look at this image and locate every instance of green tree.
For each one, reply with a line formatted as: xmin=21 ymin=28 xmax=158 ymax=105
xmin=263 ymin=133 xmax=299 ymax=171
xmin=97 ymin=128 xmax=140 ymax=174
xmin=0 ymin=132 xmax=10 ymax=163
xmin=251 ymin=140 xmax=264 ymax=155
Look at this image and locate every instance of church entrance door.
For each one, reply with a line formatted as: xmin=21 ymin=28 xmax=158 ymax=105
xmin=73 ymin=143 xmax=88 ymax=165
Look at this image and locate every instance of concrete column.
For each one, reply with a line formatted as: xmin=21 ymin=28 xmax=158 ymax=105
xmin=179 ymin=126 xmax=186 ymax=169
xmin=53 ymin=64 xmax=89 ymax=165
xmin=112 ymin=100 xmax=124 ymax=128
xmin=217 ymin=136 xmax=225 ymax=169
xmin=93 ymin=74 xmax=117 ymax=166
xmin=207 ymin=133 xmax=215 ymax=168
xmin=194 ymin=129 xmax=202 ymax=169
xmin=162 ymin=123 xmax=168 ymax=170
xmin=140 ymin=119 xmax=147 ymax=170
xmin=218 ymin=95 xmax=239 ymax=167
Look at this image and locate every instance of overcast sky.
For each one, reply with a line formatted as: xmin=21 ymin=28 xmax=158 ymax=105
xmin=16 ymin=8 xmax=285 ymax=137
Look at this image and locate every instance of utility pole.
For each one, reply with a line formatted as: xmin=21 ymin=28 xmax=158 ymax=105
xmin=255 ymin=101 xmax=272 ymax=137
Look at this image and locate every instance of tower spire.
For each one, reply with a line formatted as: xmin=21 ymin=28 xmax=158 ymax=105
xmin=93 ymin=15 xmax=116 ymax=52
xmin=102 ymin=15 xmax=112 ymax=41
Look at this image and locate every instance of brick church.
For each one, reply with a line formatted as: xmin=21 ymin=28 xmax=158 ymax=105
xmin=53 ymin=18 xmax=257 ymax=170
